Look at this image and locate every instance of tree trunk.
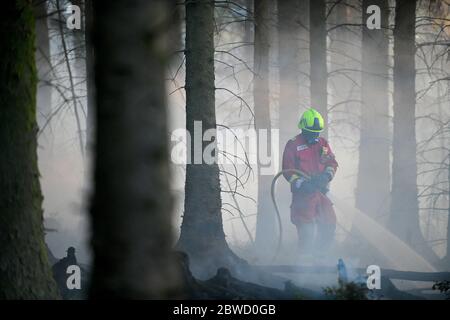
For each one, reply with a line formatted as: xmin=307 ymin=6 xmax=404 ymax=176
xmin=309 ymin=0 xmax=328 ymax=137
xmin=71 ymin=0 xmax=85 ymax=66
xmin=298 ymin=0 xmax=309 ymax=103
xmin=390 ymin=0 xmax=418 ymax=241
xmin=33 ymin=0 xmax=52 ymax=127
xmin=177 ymin=0 xmax=243 ymax=278
xmin=446 ymin=147 xmax=450 ymax=262
xmin=89 ymin=0 xmax=181 ymax=298
xmin=355 ymin=0 xmax=391 ymax=220
xmin=328 ymin=0 xmax=360 ymax=141
xmin=389 ymin=0 xmax=437 ymax=263
xmin=85 ymin=0 xmax=95 ymax=150
xmin=276 ymin=0 xmax=307 ymax=252
xmin=328 ymin=1 xmax=350 ymax=79
xmin=244 ymin=0 xmax=253 ymax=64
xmin=0 ymin=0 xmax=59 ymax=299
xmin=278 ymin=0 xmax=300 ymax=154
xmin=253 ymin=0 xmax=275 ymax=253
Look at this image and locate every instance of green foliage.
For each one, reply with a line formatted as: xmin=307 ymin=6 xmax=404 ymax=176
xmin=432 ymin=280 xmax=450 ymax=299
xmin=323 ymin=280 xmax=368 ymax=300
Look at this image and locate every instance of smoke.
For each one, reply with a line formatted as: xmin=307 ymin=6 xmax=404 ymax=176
xmin=39 ymin=115 xmax=91 ymax=264
xmin=36 ymin=1 xmax=450 ymax=296
xmin=37 ymin=1 xmax=91 ymax=264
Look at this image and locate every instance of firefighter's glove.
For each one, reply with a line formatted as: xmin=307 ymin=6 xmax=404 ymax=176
xmin=291 ymin=177 xmax=317 ymax=193
xmin=291 ymin=177 xmax=316 ymax=194
xmin=311 ymin=172 xmax=332 ymax=194
xmin=291 ymin=177 xmax=305 ymax=193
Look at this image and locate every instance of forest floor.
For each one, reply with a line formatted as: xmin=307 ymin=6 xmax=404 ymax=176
xmin=49 ymin=246 xmax=449 ymax=300
xmin=175 ymin=251 xmax=450 ymax=300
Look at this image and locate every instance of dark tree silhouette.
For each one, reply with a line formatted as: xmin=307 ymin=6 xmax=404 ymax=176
xmin=177 ymin=0 xmax=243 ymax=277
xmin=85 ymin=0 xmax=95 ymax=148
xmin=89 ymin=0 xmax=181 ymax=298
xmin=253 ymin=0 xmax=276 ymax=253
xmin=0 ymin=0 xmax=59 ymax=299
xmin=278 ymin=0 xmax=301 ymax=153
xmin=356 ymin=0 xmax=391 ymax=220
xmin=309 ymin=0 xmax=328 ymax=137
xmin=389 ymin=0 xmax=438 ymax=264
xmin=33 ymin=0 xmax=52 ymax=127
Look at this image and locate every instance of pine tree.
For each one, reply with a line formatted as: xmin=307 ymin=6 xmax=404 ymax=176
xmin=177 ymin=0 xmax=243 ymax=277
xmin=0 ymin=0 xmax=59 ymax=299
xmin=89 ymin=0 xmax=181 ymax=298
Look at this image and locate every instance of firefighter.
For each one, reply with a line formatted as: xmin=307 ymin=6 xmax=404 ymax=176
xmin=282 ymin=108 xmax=338 ymax=255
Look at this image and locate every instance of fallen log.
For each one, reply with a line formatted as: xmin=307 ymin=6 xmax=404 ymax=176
xmin=254 ymin=265 xmax=450 ymax=282
xmin=175 ymin=252 xmax=318 ymax=299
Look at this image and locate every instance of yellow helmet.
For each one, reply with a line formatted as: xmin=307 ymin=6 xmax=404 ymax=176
xmin=298 ymin=108 xmax=324 ymax=133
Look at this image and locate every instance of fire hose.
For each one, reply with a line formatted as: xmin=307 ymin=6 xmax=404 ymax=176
xmin=270 ymin=169 xmax=311 ymax=262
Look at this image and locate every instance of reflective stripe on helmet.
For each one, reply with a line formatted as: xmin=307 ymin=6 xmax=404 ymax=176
xmin=298 ymin=108 xmax=324 ymax=132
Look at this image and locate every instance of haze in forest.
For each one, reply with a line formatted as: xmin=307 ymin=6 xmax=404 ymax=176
xmin=7 ymin=0 xmax=447 ymax=299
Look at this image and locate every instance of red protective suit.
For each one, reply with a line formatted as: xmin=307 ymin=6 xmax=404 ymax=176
xmin=282 ymin=134 xmax=338 ymax=226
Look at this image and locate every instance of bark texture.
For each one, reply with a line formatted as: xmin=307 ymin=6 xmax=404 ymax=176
xmin=0 ymin=0 xmax=59 ymax=299
xmin=177 ymin=0 xmax=242 ymax=278
xmin=89 ymin=0 xmax=181 ymax=298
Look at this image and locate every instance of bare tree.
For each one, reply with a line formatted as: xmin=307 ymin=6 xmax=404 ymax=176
xmin=89 ymin=0 xmax=181 ymax=298
xmin=310 ymin=0 xmax=328 ymax=137
xmin=177 ymin=0 xmax=243 ymax=277
xmin=253 ymin=0 xmax=275 ymax=253
xmin=390 ymin=0 xmax=418 ymax=242
xmin=389 ymin=0 xmax=438 ymax=264
xmin=355 ymin=0 xmax=391 ymax=220
xmin=447 ymin=148 xmax=450 ymax=262
xmin=278 ymin=0 xmax=301 ymax=151
xmin=85 ymin=0 xmax=95 ymax=148
xmin=0 ymin=0 xmax=59 ymax=299
xmin=243 ymin=0 xmax=254 ymax=64
xmin=275 ymin=0 xmax=308 ymax=253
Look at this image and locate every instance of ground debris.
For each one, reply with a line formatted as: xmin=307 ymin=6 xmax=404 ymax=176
xmin=175 ymin=251 xmax=307 ymax=299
